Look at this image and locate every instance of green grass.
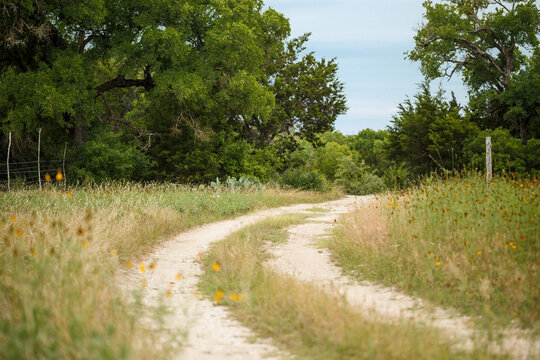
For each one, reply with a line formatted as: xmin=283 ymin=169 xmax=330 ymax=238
xmin=0 ymin=183 xmax=341 ymax=360
xmin=329 ymin=175 xmax=539 ymax=331
xmin=199 ymin=215 xmax=499 ymax=360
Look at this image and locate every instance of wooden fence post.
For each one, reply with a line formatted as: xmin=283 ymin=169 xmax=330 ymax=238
xmin=7 ymin=131 xmax=11 ymax=192
xmin=38 ymin=128 xmax=42 ymax=190
xmin=62 ymin=143 xmax=67 ymax=189
xmin=486 ymin=136 xmax=492 ymax=184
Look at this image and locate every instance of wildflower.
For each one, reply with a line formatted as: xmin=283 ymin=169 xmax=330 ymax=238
xmin=395 ymin=205 xmax=399 ymax=209
xmin=141 ymin=280 xmax=148 ymax=288
xmin=166 ymin=291 xmax=172 ymax=297
xmin=15 ymin=229 xmax=23 ymax=237
xmin=44 ymin=173 xmax=51 ymax=182
xmin=55 ymin=172 xmax=63 ymax=181
xmin=434 ymin=235 xmax=438 ymax=240
xmin=150 ymin=263 xmax=156 ymax=270
xmin=212 ymin=263 xmax=221 ymax=272
xmin=230 ymin=293 xmax=243 ymax=301
xmin=110 ymin=249 xmax=117 ymax=256
xmin=436 ymin=261 xmax=441 ymax=266
xmin=10 ymin=215 xmax=16 ymax=223
xmin=476 ymin=251 xmax=481 ymax=255
xmin=139 ymin=263 xmax=146 ymax=273
xmin=67 ymin=190 xmax=73 ymax=198
xmin=82 ymin=241 xmax=88 ymax=248
xmin=31 ymin=248 xmax=37 ymax=257
xmin=520 ymin=184 xmax=524 ymax=188
xmin=428 ymin=251 xmax=432 ymax=255
xmin=175 ymin=273 xmax=182 ymax=281
xmin=126 ymin=260 xmax=133 ymax=268
xmin=213 ymin=290 xmax=224 ymax=303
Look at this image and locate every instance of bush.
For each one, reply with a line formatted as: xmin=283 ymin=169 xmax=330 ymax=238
xmin=279 ymin=168 xmax=328 ymax=191
xmin=335 ymin=157 xmax=385 ymax=195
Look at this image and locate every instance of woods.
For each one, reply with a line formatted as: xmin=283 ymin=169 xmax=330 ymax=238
xmin=1 ymin=0 xmax=538 ymax=189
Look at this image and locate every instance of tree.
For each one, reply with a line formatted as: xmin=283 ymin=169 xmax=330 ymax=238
xmin=387 ymin=84 xmax=478 ymax=174
xmin=408 ymin=0 xmax=540 ymax=141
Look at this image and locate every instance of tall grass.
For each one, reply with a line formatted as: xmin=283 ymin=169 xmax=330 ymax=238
xmin=0 ymin=183 xmax=340 ymax=359
xmin=330 ymin=174 xmax=539 ymax=330
xmin=199 ymin=216 xmax=497 ymax=359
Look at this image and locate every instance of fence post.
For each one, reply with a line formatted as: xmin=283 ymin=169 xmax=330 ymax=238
xmin=486 ymin=136 xmax=492 ymax=184
xmin=62 ymin=143 xmax=67 ymax=189
xmin=7 ymin=131 xmax=11 ymax=192
xmin=38 ymin=128 xmax=42 ymax=190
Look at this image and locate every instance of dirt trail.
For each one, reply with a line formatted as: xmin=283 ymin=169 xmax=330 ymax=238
xmin=120 ymin=197 xmax=354 ymax=360
xmin=120 ymin=195 xmax=538 ymax=359
xmin=266 ymin=196 xmax=539 ymax=360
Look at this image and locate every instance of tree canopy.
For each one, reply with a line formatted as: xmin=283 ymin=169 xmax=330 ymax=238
xmin=1 ymin=0 xmax=346 ymax=182
xmin=408 ymin=0 xmax=540 ymax=141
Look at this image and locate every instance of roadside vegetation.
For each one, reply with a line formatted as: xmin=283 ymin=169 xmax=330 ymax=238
xmin=329 ymin=174 xmax=539 ymax=332
xmin=0 ymin=184 xmax=339 ymax=359
xmin=199 ymin=215 xmax=498 ymax=360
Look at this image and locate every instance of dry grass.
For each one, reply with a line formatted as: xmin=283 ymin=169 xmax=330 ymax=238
xmin=0 ymin=183 xmax=340 ymax=359
xmin=330 ymin=175 xmax=539 ymax=333
xmin=199 ymin=215 xmax=497 ymax=359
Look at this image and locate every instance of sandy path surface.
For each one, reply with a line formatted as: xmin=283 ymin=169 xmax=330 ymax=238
xmin=119 ymin=195 xmax=538 ymax=360
xmin=119 ymin=197 xmax=355 ymax=360
xmin=266 ymin=196 xmax=539 ymax=360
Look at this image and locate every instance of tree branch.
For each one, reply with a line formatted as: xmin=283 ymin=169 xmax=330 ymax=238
xmin=455 ymin=37 xmax=508 ymax=87
xmin=95 ymin=66 xmax=155 ymax=96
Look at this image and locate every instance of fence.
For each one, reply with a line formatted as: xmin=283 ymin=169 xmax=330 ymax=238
xmin=1 ymin=130 xmax=67 ymax=191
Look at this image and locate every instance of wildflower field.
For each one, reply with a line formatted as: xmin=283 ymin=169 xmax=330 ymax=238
xmin=330 ymin=174 xmax=539 ymax=330
xmin=199 ymin=215 xmax=498 ymax=359
xmin=0 ymin=184 xmax=339 ymax=359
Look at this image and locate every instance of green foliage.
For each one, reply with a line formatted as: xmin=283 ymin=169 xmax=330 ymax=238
xmin=463 ymin=128 xmax=540 ymax=176
xmin=279 ymin=168 xmax=327 ymax=191
xmin=408 ymin=0 xmax=540 ymax=141
xmin=0 ymin=0 xmax=347 ymax=185
xmin=68 ymin=131 xmax=153 ymax=182
xmin=335 ymin=157 xmax=384 ymax=195
xmin=387 ymin=84 xmax=479 ymax=175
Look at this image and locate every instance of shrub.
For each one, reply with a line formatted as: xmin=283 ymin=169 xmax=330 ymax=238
xmin=279 ymin=168 xmax=327 ymax=191
xmin=335 ymin=157 xmax=385 ymax=195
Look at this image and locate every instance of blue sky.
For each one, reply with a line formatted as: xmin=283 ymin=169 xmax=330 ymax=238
xmin=264 ymin=0 xmax=468 ymax=134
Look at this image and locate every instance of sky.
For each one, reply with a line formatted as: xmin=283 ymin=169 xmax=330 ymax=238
xmin=264 ymin=0 xmax=468 ymax=134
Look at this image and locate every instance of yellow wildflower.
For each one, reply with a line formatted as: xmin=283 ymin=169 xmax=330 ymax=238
xmin=230 ymin=293 xmax=243 ymax=301
xmin=82 ymin=241 xmax=88 ymax=248
xmin=55 ymin=172 xmax=63 ymax=181
xmin=175 ymin=273 xmax=182 ymax=281
xmin=150 ymin=263 xmax=156 ymax=270
xmin=166 ymin=291 xmax=172 ymax=297
xmin=126 ymin=260 xmax=133 ymax=268
xmin=476 ymin=251 xmax=481 ymax=255
xmin=10 ymin=215 xmax=16 ymax=223
xmin=44 ymin=173 xmax=51 ymax=182
xmin=15 ymin=229 xmax=23 ymax=237
xmin=139 ymin=263 xmax=146 ymax=273
xmin=67 ymin=190 xmax=73 ymax=198
xmin=141 ymin=280 xmax=148 ymax=288
xmin=110 ymin=249 xmax=118 ymax=256
xmin=212 ymin=263 xmax=221 ymax=272
xmin=213 ymin=290 xmax=224 ymax=303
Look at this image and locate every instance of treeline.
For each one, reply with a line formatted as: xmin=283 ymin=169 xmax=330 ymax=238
xmin=0 ymin=0 xmax=345 ymax=183
xmin=1 ymin=0 xmax=539 ymax=191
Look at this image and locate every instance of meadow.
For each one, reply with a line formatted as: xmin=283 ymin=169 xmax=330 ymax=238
xmin=329 ymin=174 xmax=539 ymax=331
xmin=199 ymin=215 xmax=498 ymax=359
xmin=0 ymin=183 xmax=339 ymax=359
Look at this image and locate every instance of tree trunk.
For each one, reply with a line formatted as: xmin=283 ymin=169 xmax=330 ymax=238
xmin=519 ymin=119 xmax=528 ymax=144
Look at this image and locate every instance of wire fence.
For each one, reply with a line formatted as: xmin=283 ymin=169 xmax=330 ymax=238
xmin=1 ymin=130 xmax=68 ymax=191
